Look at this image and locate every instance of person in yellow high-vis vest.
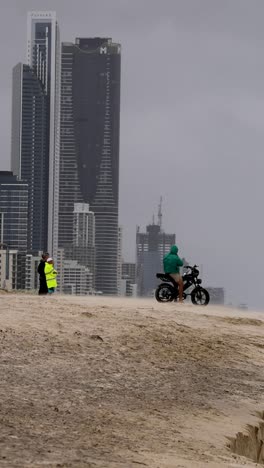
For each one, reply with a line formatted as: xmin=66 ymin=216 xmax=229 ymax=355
xmin=44 ymin=258 xmax=58 ymax=294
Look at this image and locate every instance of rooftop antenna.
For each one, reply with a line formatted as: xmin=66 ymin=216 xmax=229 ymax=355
xmin=158 ymin=196 xmax=163 ymax=229
xmin=152 ymin=214 xmax=155 ymax=225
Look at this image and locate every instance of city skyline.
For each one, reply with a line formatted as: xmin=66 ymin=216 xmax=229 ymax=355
xmin=1 ymin=1 xmax=264 ymax=306
xmin=8 ymin=10 xmax=121 ymax=295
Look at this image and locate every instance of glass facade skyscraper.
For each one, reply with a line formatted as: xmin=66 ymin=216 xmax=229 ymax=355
xmin=27 ymin=11 xmax=61 ymax=259
xmin=11 ymin=63 xmax=47 ymax=252
xmin=11 ymin=11 xmax=61 ymax=259
xmin=59 ymin=38 xmax=121 ymax=294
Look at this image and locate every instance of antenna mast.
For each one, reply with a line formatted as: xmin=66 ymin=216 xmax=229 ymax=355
xmin=158 ymin=196 xmax=163 ymax=229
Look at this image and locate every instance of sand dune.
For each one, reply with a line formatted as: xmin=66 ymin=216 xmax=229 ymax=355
xmin=0 ymin=294 xmax=264 ymax=467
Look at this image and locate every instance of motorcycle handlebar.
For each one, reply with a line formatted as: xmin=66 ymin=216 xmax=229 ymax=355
xmin=183 ymin=265 xmax=198 ymax=269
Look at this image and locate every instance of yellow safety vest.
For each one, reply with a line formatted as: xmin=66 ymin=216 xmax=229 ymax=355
xmin=44 ymin=263 xmax=57 ymax=289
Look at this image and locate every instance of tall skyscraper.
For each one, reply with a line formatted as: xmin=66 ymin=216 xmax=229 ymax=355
xmin=11 ymin=11 xmax=61 ymax=257
xmin=59 ymin=38 xmax=121 ymax=294
xmin=11 ymin=63 xmax=47 ymax=252
xmin=27 ymin=11 xmax=61 ymax=258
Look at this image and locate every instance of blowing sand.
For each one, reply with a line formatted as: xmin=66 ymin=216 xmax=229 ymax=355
xmin=0 ymin=294 xmax=264 ymax=467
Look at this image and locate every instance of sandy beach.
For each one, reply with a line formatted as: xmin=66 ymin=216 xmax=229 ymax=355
xmin=0 ymin=293 xmax=264 ymax=467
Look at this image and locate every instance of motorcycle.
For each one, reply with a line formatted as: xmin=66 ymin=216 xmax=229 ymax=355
xmin=155 ymin=265 xmax=210 ymax=305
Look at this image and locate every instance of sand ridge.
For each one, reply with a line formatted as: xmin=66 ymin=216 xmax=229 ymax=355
xmin=0 ymin=294 xmax=264 ymax=467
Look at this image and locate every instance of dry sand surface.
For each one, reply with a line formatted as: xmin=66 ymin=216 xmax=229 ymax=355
xmin=0 ymin=294 xmax=264 ymax=468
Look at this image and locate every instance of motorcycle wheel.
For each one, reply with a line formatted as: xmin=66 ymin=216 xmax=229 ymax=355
xmin=191 ymin=287 xmax=210 ymax=306
xmin=155 ymin=283 xmax=175 ymax=302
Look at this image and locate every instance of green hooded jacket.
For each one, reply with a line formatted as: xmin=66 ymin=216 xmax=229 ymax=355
xmin=163 ymin=245 xmax=183 ymax=274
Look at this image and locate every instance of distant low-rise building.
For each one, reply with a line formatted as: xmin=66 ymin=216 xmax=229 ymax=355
xmin=63 ymin=259 xmax=93 ymax=295
xmin=120 ymin=262 xmax=137 ymax=297
xmin=56 ymin=248 xmax=65 ymax=293
xmin=119 ymin=276 xmax=137 ymax=297
xmin=0 ymin=249 xmax=19 ymax=290
xmin=117 ymin=227 xmax=123 ymax=296
xmin=122 ymin=262 xmax=136 ymax=284
xmin=130 ymin=283 xmax=137 ymax=297
xmin=0 ymin=172 xmax=28 ymax=251
xmin=0 ymin=171 xmax=28 ymax=290
xmin=66 ymin=203 xmax=96 ymax=289
xmin=25 ymin=252 xmax=41 ymax=291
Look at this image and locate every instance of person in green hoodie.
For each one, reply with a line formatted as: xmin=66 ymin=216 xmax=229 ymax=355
xmin=163 ymin=245 xmax=184 ymax=302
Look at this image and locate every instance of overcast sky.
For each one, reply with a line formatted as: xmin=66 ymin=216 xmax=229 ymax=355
xmin=1 ymin=0 xmax=264 ymax=308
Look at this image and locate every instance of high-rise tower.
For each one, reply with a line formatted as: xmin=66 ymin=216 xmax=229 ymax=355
xmin=136 ymin=202 xmax=176 ymax=296
xmin=27 ymin=11 xmax=61 ymax=258
xmin=59 ymin=38 xmax=121 ymax=294
xmin=11 ymin=63 xmax=47 ymax=252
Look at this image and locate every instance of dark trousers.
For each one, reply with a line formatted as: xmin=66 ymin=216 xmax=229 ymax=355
xmin=39 ymin=278 xmax=48 ymax=295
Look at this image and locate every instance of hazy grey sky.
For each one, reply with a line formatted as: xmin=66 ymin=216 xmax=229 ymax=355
xmin=1 ymin=0 xmax=264 ymax=307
